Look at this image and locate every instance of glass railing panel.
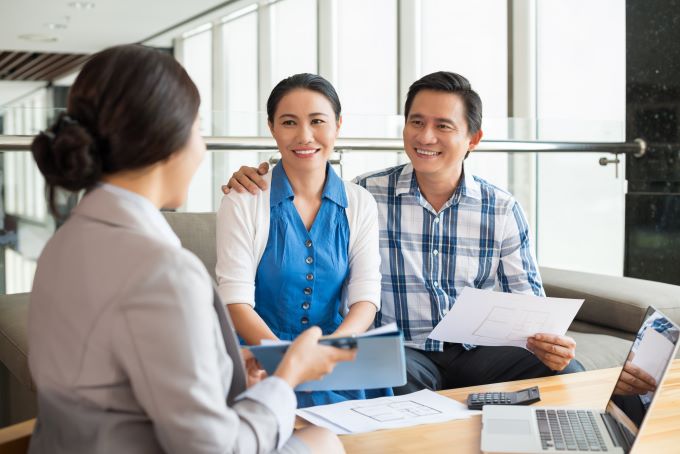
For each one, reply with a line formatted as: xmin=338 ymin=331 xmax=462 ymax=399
xmin=0 ymin=111 xmax=630 ymax=294
xmin=535 ymin=119 xmax=626 ymax=276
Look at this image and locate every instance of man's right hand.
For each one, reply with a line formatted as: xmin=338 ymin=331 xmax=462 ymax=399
xmin=274 ymin=326 xmax=357 ymax=389
xmin=221 ymin=162 xmax=270 ymax=195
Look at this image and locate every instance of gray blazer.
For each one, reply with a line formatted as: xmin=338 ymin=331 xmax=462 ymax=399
xmin=28 ymin=186 xmax=297 ymax=454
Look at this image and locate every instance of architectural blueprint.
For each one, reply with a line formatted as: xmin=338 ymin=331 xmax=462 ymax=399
xmin=352 ymin=400 xmax=442 ymax=422
xmin=297 ymin=390 xmax=476 ymax=434
xmin=473 ymin=307 xmax=550 ymax=341
xmin=428 ymin=287 xmax=583 ymax=348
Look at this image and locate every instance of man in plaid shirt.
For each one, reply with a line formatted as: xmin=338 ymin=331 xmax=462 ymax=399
xmin=224 ymin=71 xmax=584 ymax=393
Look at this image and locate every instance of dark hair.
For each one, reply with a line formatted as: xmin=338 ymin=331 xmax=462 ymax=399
xmin=31 ymin=44 xmax=200 ymax=217
xmin=266 ymin=73 xmax=341 ymax=123
xmin=404 ymin=71 xmax=482 ymax=135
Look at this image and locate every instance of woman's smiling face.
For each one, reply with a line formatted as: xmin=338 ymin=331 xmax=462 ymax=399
xmin=269 ymin=88 xmax=341 ymax=174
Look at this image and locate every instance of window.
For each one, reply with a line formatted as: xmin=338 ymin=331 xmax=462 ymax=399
xmin=535 ymin=0 xmax=626 ymax=275
xmin=270 ymin=0 xmax=317 ymax=83
xmin=420 ymin=0 xmax=509 ymax=189
xmin=181 ymin=27 xmax=214 ymax=212
xmin=336 ymin=0 xmax=398 ymax=137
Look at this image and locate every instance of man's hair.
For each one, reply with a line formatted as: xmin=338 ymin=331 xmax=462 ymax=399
xmin=404 ymin=71 xmax=482 ymax=135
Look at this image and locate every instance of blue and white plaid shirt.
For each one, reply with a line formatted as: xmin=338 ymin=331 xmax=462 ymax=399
xmin=354 ymin=163 xmax=544 ymax=352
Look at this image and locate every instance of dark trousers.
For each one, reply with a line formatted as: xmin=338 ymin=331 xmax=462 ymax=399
xmin=394 ymin=344 xmax=585 ymax=395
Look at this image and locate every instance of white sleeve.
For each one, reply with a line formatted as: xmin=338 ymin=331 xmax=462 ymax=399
xmin=215 ymin=193 xmax=259 ymax=307
xmin=344 ymin=184 xmax=382 ymax=310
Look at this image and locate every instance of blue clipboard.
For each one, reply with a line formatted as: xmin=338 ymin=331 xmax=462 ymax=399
xmin=248 ymin=331 xmax=406 ymax=391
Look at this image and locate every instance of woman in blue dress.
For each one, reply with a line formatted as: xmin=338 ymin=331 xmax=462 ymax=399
xmin=216 ymin=73 xmax=390 ymax=408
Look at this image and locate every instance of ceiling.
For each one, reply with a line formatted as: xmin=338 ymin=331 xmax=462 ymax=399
xmin=0 ymin=0 xmax=229 ymax=54
xmin=0 ymin=51 xmax=90 ymax=81
xmin=0 ymin=0 xmax=231 ymax=96
xmin=0 ymin=0 xmax=245 ymax=106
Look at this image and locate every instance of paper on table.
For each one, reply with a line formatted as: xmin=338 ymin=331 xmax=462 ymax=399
xmin=428 ymin=287 xmax=584 ymax=348
xmin=296 ymin=389 xmax=478 ymax=434
xmin=631 ymin=328 xmax=675 ymax=384
xmin=296 ymin=411 xmax=351 ymax=435
xmin=260 ymin=323 xmax=398 ymax=346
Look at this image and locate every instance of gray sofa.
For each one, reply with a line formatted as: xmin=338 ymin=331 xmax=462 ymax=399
xmin=2 ymin=211 xmax=680 ymax=427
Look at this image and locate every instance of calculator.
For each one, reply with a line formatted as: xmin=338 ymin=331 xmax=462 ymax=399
xmin=466 ymin=386 xmax=541 ymax=410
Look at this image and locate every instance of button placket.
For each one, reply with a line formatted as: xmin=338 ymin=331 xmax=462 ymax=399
xmin=302 ymin=236 xmax=315 ymax=325
xmin=431 ymin=212 xmax=447 ymax=318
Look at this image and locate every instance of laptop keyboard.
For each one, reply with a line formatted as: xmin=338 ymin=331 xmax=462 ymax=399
xmin=536 ymin=409 xmax=608 ymax=451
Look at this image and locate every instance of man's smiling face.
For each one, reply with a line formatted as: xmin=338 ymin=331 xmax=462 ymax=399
xmin=403 ymin=89 xmax=482 ymax=180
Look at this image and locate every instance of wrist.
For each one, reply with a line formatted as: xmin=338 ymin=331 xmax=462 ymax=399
xmin=274 ymin=357 xmax=301 ymax=388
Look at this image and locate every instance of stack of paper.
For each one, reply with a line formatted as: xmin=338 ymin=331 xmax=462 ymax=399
xmin=297 ymin=390 xmax=479 ymax=434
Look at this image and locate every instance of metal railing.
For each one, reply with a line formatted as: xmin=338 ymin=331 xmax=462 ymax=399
xmin=0 ymin=135 xmax=647 ymax=157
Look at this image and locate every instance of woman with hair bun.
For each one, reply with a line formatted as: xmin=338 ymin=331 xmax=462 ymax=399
xmin=28 ymin=45 xmax=351 ymax=454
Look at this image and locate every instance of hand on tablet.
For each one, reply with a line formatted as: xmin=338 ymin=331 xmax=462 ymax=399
xmin=274 ymin=326 xmax=357 ymax=388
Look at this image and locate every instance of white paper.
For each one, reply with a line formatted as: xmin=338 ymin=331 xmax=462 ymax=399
xmin=428 ymin=287 xmax=584 ymax=348
xmin=296 ymin=410 xmax=351 ymax=435
xmin=259 ymin=323 xmax=399 ymax=346
xmin=632 ymin=328 xmax=675 ymax=383
xmin=296 ymin=389 xmax=478 ymax=434
xmin=355 ymin=322 xmax=398 ymax=338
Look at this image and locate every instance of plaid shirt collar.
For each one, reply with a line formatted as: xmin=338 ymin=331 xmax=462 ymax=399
xmin=395 ymin=163 xmax=482 ymax=210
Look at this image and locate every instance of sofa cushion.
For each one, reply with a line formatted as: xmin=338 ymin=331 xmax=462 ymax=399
xmin=0 ymin=293 xmax=32 ymax=390
xmin=162 ymin=211 xmax=217 ymax=281
xmin=567 ymin=330 xmax=631 ymax=371
xmin=542 ymin=267 xmax=680 ymax=335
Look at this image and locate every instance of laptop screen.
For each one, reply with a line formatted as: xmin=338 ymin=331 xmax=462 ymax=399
xmin=604 ymin=306 xmax=679 ymax=446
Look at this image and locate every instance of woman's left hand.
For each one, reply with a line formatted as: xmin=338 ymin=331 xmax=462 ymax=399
xmin=242 ymin=348 xmax=267 ymax=388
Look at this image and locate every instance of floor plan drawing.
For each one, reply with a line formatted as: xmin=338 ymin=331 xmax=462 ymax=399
xmin=428 ymin=287 xmax=584 ymax=348
xmin=472 ymin=307 xmax=550 ymax=341
xmin=351 ymin=401 xmax=442 ymax=422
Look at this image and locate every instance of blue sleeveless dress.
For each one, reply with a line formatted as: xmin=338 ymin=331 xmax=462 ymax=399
xmin=254 ymin=163 xmax=392 ymax=408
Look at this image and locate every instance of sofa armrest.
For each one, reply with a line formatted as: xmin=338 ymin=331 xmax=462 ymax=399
xmin=540 ymin=267 xmax=680 ymax=335
xmin=0 ymin=293 xmax=32 ymax=391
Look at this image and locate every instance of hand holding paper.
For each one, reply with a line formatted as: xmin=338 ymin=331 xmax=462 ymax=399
xmin=428 ymin=287 xmax=584 ymax=349
xmin=526 ymin=333 xmax=578 ymax=371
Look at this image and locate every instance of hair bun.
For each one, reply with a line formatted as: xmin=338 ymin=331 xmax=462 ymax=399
xmin=32 ymin=116 xmax=102 ymax=192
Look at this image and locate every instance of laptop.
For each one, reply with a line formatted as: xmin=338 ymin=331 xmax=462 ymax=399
xmin=481 ymin=306 xmax=680 ymax=453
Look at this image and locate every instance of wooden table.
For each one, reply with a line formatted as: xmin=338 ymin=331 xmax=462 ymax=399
xmin=298 ymin=359 xmax=680 ymax=453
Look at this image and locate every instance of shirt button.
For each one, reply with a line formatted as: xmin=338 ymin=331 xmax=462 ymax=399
xmin=305 ymin=256 xmax=314 ymax=264
xmin=434 ymin=217 xmax=440 ymax=224
xmin=301 ymin=317 xmax=309 ymax=325
xmin=306 ymin=273 xmax=314 ymax=281
xmin=433 ymin=281 xmax=439 ymax=288
xmin=305 ymin=239 xmax=312 ymax=248
xmin=442 ymin=307 xmax=448 ymax=314
xmin=433 ymin=249 xmax=439 ymax=256
xmin=302 ymin=302 xmax=310 ymax=310
xmin=304 ymin=287 xmax=312 ymax=295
